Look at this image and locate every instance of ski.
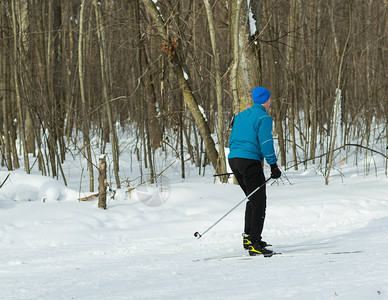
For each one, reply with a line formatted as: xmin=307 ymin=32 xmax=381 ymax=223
xmin=194 ymin=250 xmax=362 ymax=262
xmin=194 ymin=252 xmax=281 ymax=262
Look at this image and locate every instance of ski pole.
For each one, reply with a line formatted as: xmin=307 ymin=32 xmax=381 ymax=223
xmin=194 ymin=177 xmax=271 ymax=239
xmin=213 ymin=172 xmax=234 ymax=177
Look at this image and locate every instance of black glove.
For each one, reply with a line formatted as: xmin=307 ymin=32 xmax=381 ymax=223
xmin=270 ymin=164 xmax=281 ymax=179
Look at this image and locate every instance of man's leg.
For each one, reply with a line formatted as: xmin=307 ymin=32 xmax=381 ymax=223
xmin=242 ymin=161 xmax=266 ymax=243
xmin=229 ymin=158 xmax=265 ymax=240
xmin=228 ymin=158 xmax=251 ymax=235
xmin=244 ymin=202 xmax=253 ymax=235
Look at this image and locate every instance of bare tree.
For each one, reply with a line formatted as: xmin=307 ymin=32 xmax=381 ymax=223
xmin=79 ymin=0 xmax=94 ymax=192
xmin=325 ymin=2 xmax=352 ymax=185
xmin=0 ymin=0 xmax=386 ymax=187
xmin=142 ymin=0 xmax=219 ymax=168
xmin=11 ymin=0 xmax=29 ymax=173
xmin=203 ymin=0 xmax=227 ymax=181
xmin=93 ymin=0 xmax=121 ymax=188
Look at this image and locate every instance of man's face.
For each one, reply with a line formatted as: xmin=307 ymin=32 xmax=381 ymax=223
xmin=263 ymin=98 xmax=271 ymax=110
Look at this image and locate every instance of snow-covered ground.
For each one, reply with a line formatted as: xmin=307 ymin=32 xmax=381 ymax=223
xmin=1 ymin=157 xmax=388 ymax=299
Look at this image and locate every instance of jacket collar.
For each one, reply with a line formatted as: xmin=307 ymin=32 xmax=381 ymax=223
xmin=253 ymin=103 xmax=266 ymax=112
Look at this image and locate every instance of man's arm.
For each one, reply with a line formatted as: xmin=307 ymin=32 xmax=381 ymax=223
xmin=258 ymin=116 xmax=277 ymax=165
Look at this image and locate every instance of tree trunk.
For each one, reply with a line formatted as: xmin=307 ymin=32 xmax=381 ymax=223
xmin=229 ymin=0 xmax=243 ymax=113
xmin=180 ymin=97 xmax=185 ymax=179
xmin=203 ymin=0 xmax=227 ymax=182
xmin=93 ymin=0 xmax=121 ymax=188
xmin=98 ymin=155 xmax=107 ymax=209
xmin=79 ymin=0 xmax=94 ymax=192
xmin=142 ymin=0 xmax=219 ymax=169
xmin=11 ymin=0 xmax=29 ymax=173
xmin=0 ymin=8 xmax=13 ymax=170
xmin=309 ymin=1 xmax=321 ymax=164
xmin=325 ymin=2 xmax=352 ymax=185
xmin=288 ymin=0 xmax=298 ymax=170
xmin=229 ymin=0 xmax=262 ymax=114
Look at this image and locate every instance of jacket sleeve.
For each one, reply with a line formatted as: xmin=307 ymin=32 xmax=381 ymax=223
xmin=258 ymin=116 xmax=277 ymax=165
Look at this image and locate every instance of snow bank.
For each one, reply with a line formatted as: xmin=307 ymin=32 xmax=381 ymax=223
xmin=0 ymin=171 xmax=78 ymax=203
xmin=1 ymin=164 xmax=388 ymax=299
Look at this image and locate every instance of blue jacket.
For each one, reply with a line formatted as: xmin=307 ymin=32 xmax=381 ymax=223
xmin=228 ymin=104 xmax=277 ymax=164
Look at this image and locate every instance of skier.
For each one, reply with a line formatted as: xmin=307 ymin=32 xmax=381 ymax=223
xmin=228 ymin=87 xmax=281 ymax=256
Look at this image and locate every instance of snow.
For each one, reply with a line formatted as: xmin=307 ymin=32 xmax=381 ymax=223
xmin=247 ymin=0 xmax=257 ymax=36
xmin=1 ymin=156 xmax=388 ymax=299
xmin=198 ymin=105 xmax=208 ymax=121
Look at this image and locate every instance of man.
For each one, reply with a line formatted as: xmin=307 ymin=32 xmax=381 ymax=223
xmin=228 ymin=87 xmax=281 ymax=256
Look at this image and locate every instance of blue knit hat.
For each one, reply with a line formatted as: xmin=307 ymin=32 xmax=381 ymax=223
xmin=252 ymin=87 xmax=271 ymax=104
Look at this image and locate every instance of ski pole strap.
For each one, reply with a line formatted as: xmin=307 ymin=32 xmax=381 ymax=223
xmin=213 ymin=172 xmax=234 ymax=177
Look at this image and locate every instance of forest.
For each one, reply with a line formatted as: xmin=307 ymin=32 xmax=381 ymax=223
xmin=0 ymin=0 xmax=387 ymax=191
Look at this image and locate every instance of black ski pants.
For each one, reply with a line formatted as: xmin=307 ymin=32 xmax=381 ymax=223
xmin=228 ymin=158 xmax=266 ymax=243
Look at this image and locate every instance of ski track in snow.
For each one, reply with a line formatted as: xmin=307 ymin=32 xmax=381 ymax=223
xmin=1 ymin=168 xmax=388 ymax=299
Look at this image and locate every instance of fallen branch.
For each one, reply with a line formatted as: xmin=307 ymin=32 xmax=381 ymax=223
xmin=78 ymin=193 xmax=99 ymax=201
xmin=78 ymin=191 xmax=116 ymax=201
xmin=344 ymin=143 xmax=388 ymax=159
xmin=285 ymin=143 xmax=388 ymax=171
